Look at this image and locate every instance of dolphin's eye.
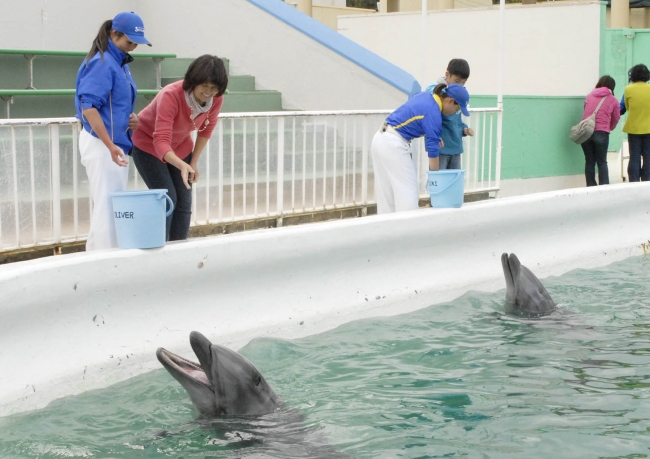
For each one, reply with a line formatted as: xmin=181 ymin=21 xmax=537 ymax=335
xmin=254 ymin=375 xmax=261 ymax=386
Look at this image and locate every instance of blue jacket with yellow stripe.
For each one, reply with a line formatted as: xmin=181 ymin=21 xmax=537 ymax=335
xmin=385 ymin=91 xmax=443 ymax=158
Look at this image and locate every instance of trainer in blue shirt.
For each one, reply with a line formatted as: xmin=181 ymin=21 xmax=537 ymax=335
xmin=370 ymin=84 xmax=470 ymax=214
xmin=74 ymin=11 xmax=151 ymax=251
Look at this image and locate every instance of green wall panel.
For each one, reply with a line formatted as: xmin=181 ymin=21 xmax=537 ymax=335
xmin=470 ymin=95 xmax=585 ymax=180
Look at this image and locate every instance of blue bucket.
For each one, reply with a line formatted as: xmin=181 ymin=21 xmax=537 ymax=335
xmin=111 ymin=189 xmax=174 ymax=249
xmin=426 ymin=169 xmax=465 ymax=208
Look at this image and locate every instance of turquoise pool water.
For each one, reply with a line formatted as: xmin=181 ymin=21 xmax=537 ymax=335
xmin=2 ymin=255 xmax=650 ymax=458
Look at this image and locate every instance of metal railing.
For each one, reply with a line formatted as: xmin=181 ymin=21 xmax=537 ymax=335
xmin=0 ymin=108 xmax=501 ymax=251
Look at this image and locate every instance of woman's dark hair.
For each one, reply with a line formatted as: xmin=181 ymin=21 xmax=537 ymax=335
xmin=85 ymin=20 xmax=124 ymax=64
xmin=432 ymin=83 xmax=452 ymax=99
xmin=447 ymin=58 xmax=470 ymax=80
xmin=183 ymin=55 xmax=229 ymax=97
xmin=629 ymin=64 xmax=650 ymax=83
xmin=595 ymin=75 xmax=615 ymax=93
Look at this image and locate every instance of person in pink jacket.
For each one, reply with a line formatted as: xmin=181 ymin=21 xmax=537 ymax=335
xmin=132 ymin=55 xmax=228 ymax=241
xmin=580 ymin=75 xmax=621 ymax=186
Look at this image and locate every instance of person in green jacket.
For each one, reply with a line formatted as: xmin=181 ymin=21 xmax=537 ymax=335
xmin=622 ymin=64 xmax=650 ymax=182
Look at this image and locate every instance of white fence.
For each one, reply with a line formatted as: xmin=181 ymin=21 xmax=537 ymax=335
xmin=0 ymin=109 xmax=501 ymax=251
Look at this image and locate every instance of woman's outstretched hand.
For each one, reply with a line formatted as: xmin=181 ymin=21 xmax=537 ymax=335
xmin=163 ymin=151 xmax=195 ymax=189
xmin=110 ymin=144 xmax=129 ymax=167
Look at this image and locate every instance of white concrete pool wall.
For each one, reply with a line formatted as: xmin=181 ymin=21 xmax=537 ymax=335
xmin=2 ymin=183 xmax=650 ymax=417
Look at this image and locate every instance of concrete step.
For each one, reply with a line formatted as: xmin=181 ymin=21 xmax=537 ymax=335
xmin=161 ymin=57 xmax=230 ymax=79
xmin=226 ymin=75 xmax=255 ymax=92
xmin=161 ymin=74 xmax=255 ymax=92
xmin=221 ymin=90 xmax=283 ymax=113
xmin=0 ymin=54 xmax=285 ymax=117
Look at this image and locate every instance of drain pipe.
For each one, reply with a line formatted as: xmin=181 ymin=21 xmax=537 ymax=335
xmin=421 ymin=0 xmax=427 ymax=88
xmin=495 ymin=0 xmax=505 ymax=194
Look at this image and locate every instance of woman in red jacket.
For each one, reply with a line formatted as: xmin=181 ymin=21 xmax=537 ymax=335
xmin=132 ymin=55 xmax=228 ymax=241
xmin=580 ymin=75 xmax=621 ymax=186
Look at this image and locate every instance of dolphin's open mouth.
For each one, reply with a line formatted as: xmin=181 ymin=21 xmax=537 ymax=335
xmin=156 ymin=348 xmax=212 ymax=388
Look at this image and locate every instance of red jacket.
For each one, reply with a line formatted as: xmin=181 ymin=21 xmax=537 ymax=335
xmin=133 ymin=80 xmax=223 ymax=161
xmin=581 ymin=87 xmax=620 ymax=134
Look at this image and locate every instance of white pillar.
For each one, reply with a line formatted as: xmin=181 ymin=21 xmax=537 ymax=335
xmin=422 ymin=0 xmax=427 ymax=86
xmin=298 ymin=0 xmax=313 ymax=16
xmin=611 ymin=0 xmax=630 ymax=28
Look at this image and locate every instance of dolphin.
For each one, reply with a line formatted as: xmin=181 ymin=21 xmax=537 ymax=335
xmin=501 ymin=253 xmax=557 ymax=317
xmin=156 ymin=333 xmax=349 ymax=457
xmin=156 ymin=331 xmax=280 ymax=417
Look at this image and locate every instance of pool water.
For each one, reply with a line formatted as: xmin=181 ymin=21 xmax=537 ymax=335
xmin=2 ymin=255 xmax=650 ymax=458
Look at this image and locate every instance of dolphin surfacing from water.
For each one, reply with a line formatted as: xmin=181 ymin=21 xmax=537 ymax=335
xmin=501 ymin=253 xmax=557 ymax=317
xmin=156 ymin=331 xmax=280 ymax=417
xmin=156 ymin=333 xmax=349 ymax=458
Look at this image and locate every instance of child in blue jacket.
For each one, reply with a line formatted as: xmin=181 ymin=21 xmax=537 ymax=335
xmin=426 ymin=59 xmax=474 ymax=169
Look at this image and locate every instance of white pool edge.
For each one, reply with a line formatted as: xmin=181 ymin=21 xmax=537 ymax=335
xmin=2 ymin=183 xmax=650 ymax=417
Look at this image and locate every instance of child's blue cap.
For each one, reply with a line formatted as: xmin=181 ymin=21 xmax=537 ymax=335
xmin=445 ymin=84 xmax=470 ymax=117
xmin=112 ymin=12 xmax=151 ymax=46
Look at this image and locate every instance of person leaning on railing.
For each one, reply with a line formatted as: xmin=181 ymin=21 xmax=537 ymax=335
xmin=75 ymin=11 xmax=151 ymax=251
xmin=370 ymin=83 xmax=470 ymax=215
xmin=131 ymin=55 xmax=228 ymax=242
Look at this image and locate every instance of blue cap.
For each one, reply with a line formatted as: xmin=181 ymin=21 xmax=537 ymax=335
xmin=112 ymin=12 xmax=151 ymax=46
xmin=445 ymin=84 xmax=470 ymax=117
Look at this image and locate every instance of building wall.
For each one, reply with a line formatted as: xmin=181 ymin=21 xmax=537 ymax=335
xmin=145 ymin=0 xmax=412 ymax=110
xmin=0 ymin=0 xmax=131 ymax=50
xmin=471 ymin=95 xmax=585 ymax=180
xmin=287 ymin=0 xmax=347 ymax=6
xmin=0 ymin=0 xmax=413 ymax=111
xmin=606 ymin=5 xmax=650 ymax=28
xmin=312 ymin=5 xmax=376 ymax=29
xmin=339 ymin=2 xmax=607 ymax=186
xmin=397 ymin=0 xmax=492 ymax=11
xmin=339 ymin=2 xmax=604 ymax=95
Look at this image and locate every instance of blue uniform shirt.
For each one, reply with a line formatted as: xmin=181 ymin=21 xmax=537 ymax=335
xmin=75 ymin=40 xmax=138 ymax=153
xmin=385 ymin=92 xmax=443 ymax=158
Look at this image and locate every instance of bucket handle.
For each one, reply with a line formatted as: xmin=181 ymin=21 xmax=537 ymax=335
xmin=161 ymin=193 xmax=174 ymax=217
xmin=426 ymin=171 xmax=463 ymax=195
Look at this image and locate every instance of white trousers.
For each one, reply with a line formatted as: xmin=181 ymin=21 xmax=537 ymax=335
xmin=79 ymin=130 xmax=129 ymax=251
xmin=370 ymin=129 xmax=419 ymax=215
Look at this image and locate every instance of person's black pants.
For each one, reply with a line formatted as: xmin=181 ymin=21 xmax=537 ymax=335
xmin=580 ymin=131 xmax=609 ymax=187
xmin=132 ymin=146 xmax=192 ymax=241
xmin=627 ymin=133 xmax=650 ymax=182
